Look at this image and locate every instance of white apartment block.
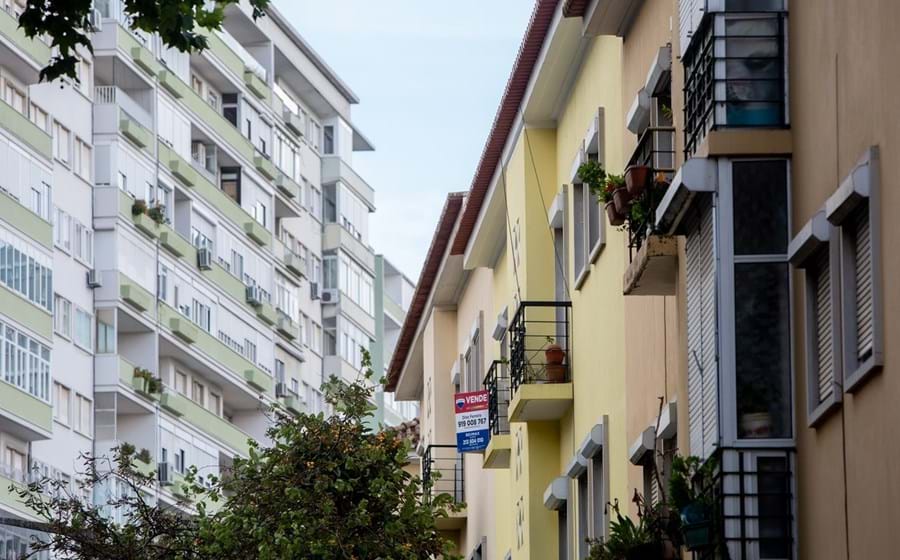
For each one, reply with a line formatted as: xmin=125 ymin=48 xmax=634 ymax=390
xmin=0 ymin=0 xmax=377 ymax=553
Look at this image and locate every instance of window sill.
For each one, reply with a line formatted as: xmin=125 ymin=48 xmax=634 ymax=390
xmin=807 ymin=393 xmax=842 ymax=429
xmin=588 ymin=239 xmax=605 ymax=265
xmin=574 ymin=266 xmax=590 ymax=291
xmin=844 ymin=354 xmax=883 ymax=394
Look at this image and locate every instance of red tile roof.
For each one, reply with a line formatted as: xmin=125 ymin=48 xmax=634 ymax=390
xmin=384 ymin=193 xmax=466 ymax=391
xmin=448 ymin=0 xmax=561 ymax=256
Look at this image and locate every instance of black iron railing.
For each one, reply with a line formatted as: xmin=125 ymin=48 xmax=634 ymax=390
xmin=422 ymin=444 xmax=464 ymax=505
xmin=509 ymin=301 xmax=572 ymax=393
xmin=483 ymin=360 xmax=510 ymax=436
xmin=692 ymin=448 xmax=795 ymax=560
xmin=626 ymin=126 xmax=676 ymax=258
xmin=683 ymin=11 xmax=788 ymax=156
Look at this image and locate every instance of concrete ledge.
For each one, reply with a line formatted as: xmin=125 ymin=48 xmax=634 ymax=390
xmin=482 ymin=434 xmax=511 ymax=469
xmin=508 ymin=382 xmax=573 ymax=422
xmin=623 ymin=235 xmax=678 ymax=295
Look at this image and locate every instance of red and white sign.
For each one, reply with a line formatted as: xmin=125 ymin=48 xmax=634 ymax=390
xmin=455 ymin=390 xmax=489 ymax=452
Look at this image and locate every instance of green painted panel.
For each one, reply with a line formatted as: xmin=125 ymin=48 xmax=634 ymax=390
xmin=159 ymin=225 xmax=195 ymax=260
xmin=0 ymin=98 xmax=52 ymax=159
xmin=0 ymin=8 xmax=50 ymax=65
xmin=253 ymin=153 xmax=277 ymax=180
xmin=0 ymin=379 xmax=52 ymax=434
xmin=205 ymin=32 xmax=244 ymax=79
xmin=243 ymin=70 xmax=270 ymax=101
xmin=158 ymin=69 xmax=185 ymax=98
xmin=0 ymin=189 xmax=52 ymax=249
xmin=160 ymin=391 xmax=189 ymax=416
xmin=0 ymin=473 xmax=38 ymax=519
xmin=280 ymin=395 xmax=304 ymax=415
xmin=120 ymin=116 xmax=152 ymax=150
xmin=243 ymin=369 xmax=272 ymax=394
xmin=132 ymin=212 xmax=159 ymax=238
xmin=276 ymin=314 xmax=298 ymax=340
xmin=0 ymin=284 xmax=51 ymax=339
xmin=243 ymin=219 xmax=271 ymax=247
xmin=178 ymin=392 xmax=252 ymax=456
xmin=275 ymin=172 xmax=299 ymax=199
xmin=118 ymin=273 xmax=156 ymax=316
xmin=202 ymin=262 xmax=245 ymax=303
xmin=255 ymin=302 xmax=276 ymax=326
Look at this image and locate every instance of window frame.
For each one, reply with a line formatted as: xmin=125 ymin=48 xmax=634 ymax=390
xmin=825 ymin=146 xmax=883 ymax=393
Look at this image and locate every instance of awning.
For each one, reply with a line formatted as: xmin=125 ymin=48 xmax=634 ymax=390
xmin=655 ymin=157 xmax=718 ymax=234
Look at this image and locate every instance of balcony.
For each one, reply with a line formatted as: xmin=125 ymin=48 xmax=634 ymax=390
xmin=0 ymin=464 xmax=40 ymax=520
xmin=0 ymin=189 xmax=52 ymax=250
xmin=243 ymin=219 xmax=271 ymax=247
xmin=482 ymin=360 xmax=511 ymax=469
xmin=422 ymin=444 xmax=466 ymax=530
xmin=119 ymin=273 xmax=155 ymax=314
xmin=683 ymin=11 xmax=789 ymax=156
xmin=0 ymin=98 xmax=52 ymax=159
xmin=160 ymin=390 xmax=252 ymax=457
xmin=0 ymin=5 xmax=50 ymax=76
xmin=159 ymin=303 xmax=272 ymax=396
xmin=508 ymin=301 xmax=573 ymax=422
xmin=321 ymin=155 xmax=376 ymax=211
xmin=689 ymin=448 xmax=795 ymax=560
xmin=159 ymin=225 xmax=195 ymax=260
xmin=274 ymin=239 xmax=306 ymax=279
xmin=323 ymin=223 xmax=375 ymax=273
xmin=276 ymin=312 xmax=299 ymax=341
xmin=275 ymin=171 xmax=300 ymax=199
xmin=0 ymin=379 xmax=52 ymax=440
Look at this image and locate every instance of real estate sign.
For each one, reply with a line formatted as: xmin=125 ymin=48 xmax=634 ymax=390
xmin=455 ymin=390 xmax=489 ymax=453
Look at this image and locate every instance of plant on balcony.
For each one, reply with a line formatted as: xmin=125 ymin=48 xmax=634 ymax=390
xmin=147 ymin=204 xmax=167 ymax=225
xmin=133 ymin=367 xmax=162 ymax=395
xmin=625 ymin=165 xmax=651 ymax=197
xmin=588 ymin=494 xmax=676 ymax=560
xmin=131 ymin=199 xmax=148 ymax=217
xmin=604 ymin=173 xmax=628 ymax=227
xmin=669 ymin=455 xmax=718 ymax=551
xmin=542 ymin=336 xmax=567 ymax=384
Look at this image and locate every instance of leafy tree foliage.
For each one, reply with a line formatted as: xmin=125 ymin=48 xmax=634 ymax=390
xmin=17 ymin=0 xmax=270 ymax=82
xmin=5 ymin=354 xmax=458 ymax=559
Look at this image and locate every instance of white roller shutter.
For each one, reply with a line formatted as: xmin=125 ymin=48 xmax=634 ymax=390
xmin=853 ymin=205 xmax=874 ymax=361
xmin=686 ymin=198 xmax=718 ymax=459
xmin=813 ymin=249 xmax=834 ymax=403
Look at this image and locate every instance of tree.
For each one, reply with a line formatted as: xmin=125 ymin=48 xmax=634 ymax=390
xmin=6 ymin=353 xmax=459 ymax=559
xmin=17 ymin=0 xmax=271 ymax=83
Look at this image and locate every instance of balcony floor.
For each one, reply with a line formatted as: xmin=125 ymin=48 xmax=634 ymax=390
xmin=508 ymin=382 xmax=574 ymax=422
xmin=482 ymin=434 xmax=511 ymax=469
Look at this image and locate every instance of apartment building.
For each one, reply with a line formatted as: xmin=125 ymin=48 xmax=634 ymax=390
xmin=0 ymin=0 xmax=376 ymax=552
xmin=389 ymin=0 xmax=900 ymax=559
xmin=371 ymin=255 xmax=417 ymax=428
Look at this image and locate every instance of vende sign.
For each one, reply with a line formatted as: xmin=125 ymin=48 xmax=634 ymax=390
xmin=455 ymin=390 xmax=489 ymax=453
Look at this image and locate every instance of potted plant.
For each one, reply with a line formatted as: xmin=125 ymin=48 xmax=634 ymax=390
xmin=543 ymin=336 xmax=567 ymax=383
xmin=131 ymin=199 xmax=148 ymax=217
xmin=739 ymin=382 xmax=775 ymax=438
xmin=669 ymin=455 xmax=717 ymax=551
xmin=588 ymin=496 xmax=674 ymax=560
xmin=607 ymin=173 xmax=631 ymax=213
xmin=625 ymin=165 xmax=651 ymax=197
xmin=147 ymin=204 xmax=166 ymax=225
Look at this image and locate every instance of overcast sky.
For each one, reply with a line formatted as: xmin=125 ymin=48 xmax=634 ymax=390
xmin=274 ymin=1 xmax=535 ymax=280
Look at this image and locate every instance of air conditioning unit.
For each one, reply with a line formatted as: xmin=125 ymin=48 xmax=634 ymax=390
xmin=275 ymin=382 xmax=287 ymax=398
xmin=245 ymin=285 xmax=262 ymax=306
xmin=158 ymin=462 xmax=172 ymax=485
xmin=321 ymin=288 xmax=339 ymax=304
xmin=310 ymin=282 xmax=320 ymax=300
xmin=86 ymin=269 xmax=103 ymax=289
xmin=197 ymin=247 xmax=213 ymax=270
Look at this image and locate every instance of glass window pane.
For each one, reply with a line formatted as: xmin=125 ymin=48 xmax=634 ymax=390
xmin=732 ymin=160 xmax=788 ymax=255
xmin=735 ymin=262 xmax=791 ymax=439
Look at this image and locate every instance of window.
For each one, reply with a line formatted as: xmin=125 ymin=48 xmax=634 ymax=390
xmin=0 ymin=227 xmax=54 ymax=312
xmin=74 ymin=57 xmax=92 ymax=97
xmin=54 ymin=383 xmax=71 ymax=425
xmin=208 ymin=392 xmax=221 ymax=416
xmin=323 ymin=125 xmax=334 ymax=154
xmin=290 ymin=378 xmax=299 ymax=395
xmin=74 ymin=308 xmax=92 ymax=351
xmin=3 ymin=80 xmax=26 ymax=114
xmin=174 ymin=448 xmax=185 ymax=473
xmin=175 ymin=371 xmax=188 ymax=396
xmin=253 ymin=200 xmax=267 ymax=227
xmin=73 ymin=220 xmax=93 ymax=264
xmin=74 ymin=138 xmax=91 ymax=180
xmin=96 ymin=309 xmax=115 ymax=354
xmin=274 ymin=359 xmax=285 ymax=384
xmin=54 ymin=294 xmax=72 ymax=338
xmin=53 ymin=121 xmax=71 ymax=165
xmin=191 ymin=380 xmax=205 ymax=405
xmin=572 ymin=180 xmax=602 ymax=285
xmin=158 ymin=265 xmax=169 ymax=302
xmin=464 ymin=326 xmax=482 ymax=393
xmin=74 ymin=394 xmax=92 ymax=436
xmin=732 ymin=160 xmax=791 ymax=440
xmin=192 ymin=299 xmax=211 ymax=332
xmin=309 ymin=186 xmax=322 ymax=220
xmin=244 ymin=339 xmax=257 ymax=363
xmin=221 ymin=167 xmax=241 ymax=203
xmin=29 ymin=102 xmax=49 ymax=132
xmin=825 ymin=146 xmax=882 ymax=392
xmin=54 ymin=207 xmax=71 ymax=252
xmin=5 ymin=447 xmax=26 ymax=480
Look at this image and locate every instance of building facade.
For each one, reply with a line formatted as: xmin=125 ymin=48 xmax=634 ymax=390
xmin=0 ymin=0 xmax=377 ymax=551
xmin=388 ymin=0 xmax=900 ymax=559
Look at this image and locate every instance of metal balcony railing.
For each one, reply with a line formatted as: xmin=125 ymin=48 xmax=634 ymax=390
xmin=691 ymin=448 xmax=795 ymax=560
xmin=509 ymin=301 xmax=572 ymax=393
xmin=626 ymin=126 xmax=676 ymax=258
xmin=483 ymin=360 xmax=510 ymax=437
xmin=422 ymin=444 xmax=464 ymax=505
xmin=683 ymin=11 xmax=788 ymax=156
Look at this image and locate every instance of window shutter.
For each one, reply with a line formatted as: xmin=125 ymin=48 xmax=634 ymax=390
xmin=852 ymin=206 xmax=874 ymax=362
xmin=813 ymin=249 xmax=835 ymax=403
xmin=685 ymin=199 xmax=718 ymax=459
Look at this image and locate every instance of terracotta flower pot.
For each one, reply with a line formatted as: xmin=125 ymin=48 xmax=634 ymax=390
xmin=625 ymin=165 xmax=651 ymax=197
xmin=613 ymin=186 xmax=632 ymax=214
xmin=546 ymin=363 xmax=567 ymax=383
xmin=606 ymin=202 xmax=626 ymax=226
xmin=545 ymin=343 xmax=565 ymax=365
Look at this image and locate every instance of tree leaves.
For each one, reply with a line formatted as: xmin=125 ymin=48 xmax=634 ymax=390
xmin=17 ymin=0 xmax=271 ymax=83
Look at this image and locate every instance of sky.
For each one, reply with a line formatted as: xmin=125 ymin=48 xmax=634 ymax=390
xmin=274 ymin=0 xmax=536 ymax=280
